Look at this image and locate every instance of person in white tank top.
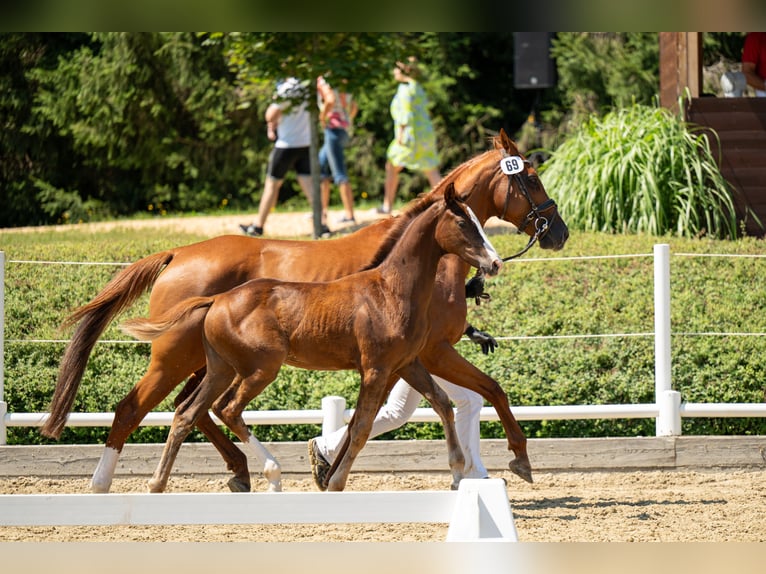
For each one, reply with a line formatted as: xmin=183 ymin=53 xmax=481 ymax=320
xmin=240 ymin=78 xmax=330 ymax=237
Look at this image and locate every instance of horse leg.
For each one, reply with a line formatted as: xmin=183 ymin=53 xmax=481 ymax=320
xmin=432 ymin=374 xmax=488 ymax=479
xmin=212 ymin=368 xmax=283 ymax=493
xmin=420 ymin=341 xmax=533 ymax=483
xmin=92 ymin=369 xmax=189 ymax=493
xmin=91 ymin=336 xmax=205 ymax=493
xmin=175 ymin=368 xmax=251 ymax=493
xmin=147 ymin=365 xmax=236 ymax=493
xmin=326 ymin=371 xmax=394 ymax=492
xmin=398 ymin=359 xmax=465 ymax=490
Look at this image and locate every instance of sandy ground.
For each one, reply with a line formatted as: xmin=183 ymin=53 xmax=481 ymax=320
xmin=1 ymin=469 xmax=764 ymax=542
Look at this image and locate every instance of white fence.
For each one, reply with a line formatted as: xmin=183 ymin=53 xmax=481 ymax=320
xmin=0 ymin=477 xmax=518 ymax=542
xmin=2 ymin=244 xmax=766 ymax=445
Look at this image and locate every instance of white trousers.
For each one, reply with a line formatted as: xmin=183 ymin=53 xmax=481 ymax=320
xmin=316 ymin=374 xmax=488 ymax=479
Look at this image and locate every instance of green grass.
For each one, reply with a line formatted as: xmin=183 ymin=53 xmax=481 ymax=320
xmin=2 ymin=226 xmax=766 ymax=444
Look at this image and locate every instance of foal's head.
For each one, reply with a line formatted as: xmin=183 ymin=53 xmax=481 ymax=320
xmin=438 ymin=182 xmax=502 ymax=276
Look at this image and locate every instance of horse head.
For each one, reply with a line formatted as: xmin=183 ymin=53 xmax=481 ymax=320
xmin=492 ymin=128 xmax=568 ymax=251
xmin=439 ymin=182 xmax=503 ymax=277
xmin=445 ymin=128 xmax=568 ymax=253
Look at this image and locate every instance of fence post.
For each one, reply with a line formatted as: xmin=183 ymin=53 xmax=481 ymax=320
xmin=446 ymin=478 xmax=519 ymax=541
xmin=1 ymin=251 xmax=6 ymax=444
xmin=653 ymin=244 xmax=681 ymax=436
xmin=321 ymin=395 xmax=346 ymax=436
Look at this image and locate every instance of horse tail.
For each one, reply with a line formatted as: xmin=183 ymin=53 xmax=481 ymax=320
xmin=120 ymin=296 xmax=214 ymax=342
xmin=41 ymin=251 xmax=175 ymax=439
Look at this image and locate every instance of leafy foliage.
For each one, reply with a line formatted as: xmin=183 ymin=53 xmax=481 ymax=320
xmin=546 ymin=32 xmax=660 ymax=131
xmin=3 ymin=228 xmax=766 ymax=445
xmin=26 ymin=33 xmax=265 ymax=221
xmin=1 ymin=32 xmax=751 ymax=235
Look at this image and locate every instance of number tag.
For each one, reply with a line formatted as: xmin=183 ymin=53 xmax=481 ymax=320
xmin=500 ymin=156 xmax=525 ymax=175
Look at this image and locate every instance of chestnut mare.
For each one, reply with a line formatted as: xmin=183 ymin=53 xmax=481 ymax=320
xmin=121 ymin=185 xmax=502 ymax=492
xmin=42 ymin=129 xmax=568 ymax=492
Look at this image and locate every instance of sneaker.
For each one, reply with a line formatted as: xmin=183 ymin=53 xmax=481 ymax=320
xmin=336 ymin=214 xmax=356 ymax=224
xmin=239 ymin=223 xmax=263 ymax=237
xmin=308 ymin=438 xmax=331 ymax=491
xmin=374 ymin=205 xmax=391 ymax=216
xmin=320 ymin=224 xmax=332 ymax=238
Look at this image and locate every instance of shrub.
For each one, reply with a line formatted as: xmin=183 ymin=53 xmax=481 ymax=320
xmin=540 ymin=102 xmax=742 ymax=239
xmin=2 ymin=228 xmax=766 ymax=444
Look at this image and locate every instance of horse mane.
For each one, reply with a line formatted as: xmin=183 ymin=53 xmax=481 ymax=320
xmin=427 ymin=134 xmax=513 ymax=200
xmin=359 ymin=192 xmax=442 ymax=272
xmin=358 ymin=132 xmax=520 ymax=273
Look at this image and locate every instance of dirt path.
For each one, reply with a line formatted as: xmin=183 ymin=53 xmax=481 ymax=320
xmin=1 ymin=469 xmax=763 ymax=542
xmin=2 ymin=207 xmax=517 ymax=239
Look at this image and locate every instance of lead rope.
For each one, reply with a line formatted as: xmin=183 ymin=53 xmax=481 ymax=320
xmin=467 ymin=222 xmax=547 ymax=305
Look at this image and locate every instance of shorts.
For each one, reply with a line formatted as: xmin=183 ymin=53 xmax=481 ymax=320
xmin=266 ymin=146 xmax=311 ymax=179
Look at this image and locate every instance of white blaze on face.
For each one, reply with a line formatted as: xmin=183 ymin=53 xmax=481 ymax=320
xmin=465 ymin=205 xmax=500 ymax=262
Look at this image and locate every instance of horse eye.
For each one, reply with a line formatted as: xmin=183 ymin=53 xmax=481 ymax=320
xmin=458 ymin=219 xmax=466 ymax=228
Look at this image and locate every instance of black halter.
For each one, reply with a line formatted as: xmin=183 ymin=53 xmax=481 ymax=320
xmin=499 ymin=150 xmax=557 ymax=262
xmin=464 ymin=150 xmax=559 ymax=304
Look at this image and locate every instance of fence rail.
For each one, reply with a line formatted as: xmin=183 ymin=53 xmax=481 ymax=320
xmin=0 ymin=477 xmax=519 ymax=542
xmin=2 ymin=244 xmax=765 ymax=445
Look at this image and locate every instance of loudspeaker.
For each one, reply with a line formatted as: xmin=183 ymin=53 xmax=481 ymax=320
xmin=514 ymin=33 xmax=556 ymax=89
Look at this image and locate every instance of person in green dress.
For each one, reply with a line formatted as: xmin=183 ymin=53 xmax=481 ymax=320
xmin=379 ymin=58 xmax=442 ymax=215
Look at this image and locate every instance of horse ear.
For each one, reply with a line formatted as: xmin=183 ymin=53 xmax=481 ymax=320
xmin=498 ymin=128 xmax=521 ymax=157
xmin=444 ymin=181 xmax=457 ymax=205
xmin=499 ymin=128 xmax=512 ymax=152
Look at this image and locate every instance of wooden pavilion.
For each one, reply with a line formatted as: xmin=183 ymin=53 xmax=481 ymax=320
xmin=659 ymin=32 xmax=766 ymax=236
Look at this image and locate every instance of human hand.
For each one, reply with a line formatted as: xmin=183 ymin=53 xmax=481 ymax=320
xmin=465 ymin=325 xmax=498 ymax=355
xmin=465 ymin=273 xmax=491 ymax=305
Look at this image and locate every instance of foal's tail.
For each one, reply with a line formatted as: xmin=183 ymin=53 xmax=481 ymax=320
xmin=120 ymin=296 xmax=214 ymax=342
xmin=41 ymin=251 xmax=175 ymax=439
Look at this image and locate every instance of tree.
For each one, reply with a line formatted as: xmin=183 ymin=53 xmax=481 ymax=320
xmin=217 ymin=33 xmax=418 ymax=237
xmin=0 ymin=33 xmax=92 ymax=227
xmin=24 ymin=33 xmax=264 ymax=223
xmin=548 ymin=33 xmax=659 ymax=131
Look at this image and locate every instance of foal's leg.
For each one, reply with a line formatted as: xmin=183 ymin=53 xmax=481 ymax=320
xmin=175 ymin=368 xmax=251 ymax=492
xmin=326 ymin=371 xmax=395 ymax=492
xmin=147 ymin=366 xmax=237 ymax=493
xmin=420 ymin=341 xmax=532 ymax=483
xmin=93 ymin=331 xmax=250 ymax=493
xmin=399 ymin=360 xmax=465 ymax=490
xmin=212 ymin=367 xmax=283 ymax=493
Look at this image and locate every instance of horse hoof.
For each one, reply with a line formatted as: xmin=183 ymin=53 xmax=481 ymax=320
xmin=227 ymin=476 xmax=251 ymax=493
xmin=90 ymin=478 xmax=112 ymax=494
xmin=262 ymin=459 xmax=282 ymax=492
xmin=449 ymin=472 xmax=464 ymax=491
xmin=508 ymin=457 xmax=534 ymax=483
xmin=266 ymin=481 xmax=282 ymax=493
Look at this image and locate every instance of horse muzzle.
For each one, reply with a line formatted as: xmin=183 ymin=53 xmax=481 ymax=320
xmin=482 ymin=257 xmax=502 ymax=277
xmin=539 ymin=218 xmax=569 ymax=251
